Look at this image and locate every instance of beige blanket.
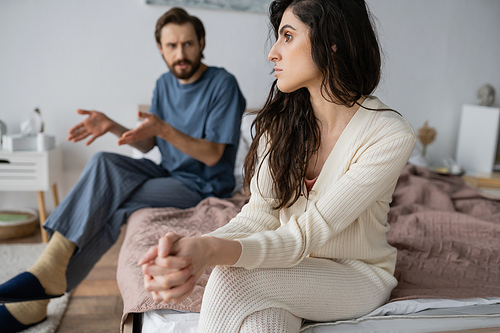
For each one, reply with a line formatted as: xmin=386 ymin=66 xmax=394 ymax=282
xmin=117 ymin=165 xmax=500 ymax=330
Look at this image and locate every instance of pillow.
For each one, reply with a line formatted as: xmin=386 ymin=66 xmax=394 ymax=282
xmin=233 ymin=112 xmax=257 ymax=193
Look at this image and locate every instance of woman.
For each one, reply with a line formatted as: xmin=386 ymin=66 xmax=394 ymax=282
xmin=140 ymin=0 xmax=416 ymax=331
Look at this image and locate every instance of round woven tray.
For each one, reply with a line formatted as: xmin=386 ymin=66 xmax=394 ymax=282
xmin=0 ymin=208 xmax=39 ymax=240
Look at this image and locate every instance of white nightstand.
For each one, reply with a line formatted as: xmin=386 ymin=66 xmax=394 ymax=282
xmin=0 ymin=146 xmax=63 ymax=242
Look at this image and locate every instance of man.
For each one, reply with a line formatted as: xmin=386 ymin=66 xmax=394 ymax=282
xmin=0 ymin=7 xmax=246 ymax=332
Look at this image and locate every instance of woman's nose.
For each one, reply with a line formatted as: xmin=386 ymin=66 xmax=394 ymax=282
xmin=268 ymin=42 xmax=280 ymax=62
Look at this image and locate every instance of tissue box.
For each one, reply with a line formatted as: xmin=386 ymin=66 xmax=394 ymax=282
xmin=2 ymin=134 xmax=36 ymax=151
xmin=2 ymin=134 xmax=55 ymax=151
xmin=36 ymin=133 xmax=56 ymax=151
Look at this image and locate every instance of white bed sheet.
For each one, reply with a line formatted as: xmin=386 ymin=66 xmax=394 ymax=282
xmin=141 ymin=297 xmax=500 ymax=333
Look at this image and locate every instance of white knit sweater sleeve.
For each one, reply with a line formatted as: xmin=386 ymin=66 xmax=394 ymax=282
xmin=231 ymin=129 xmax=414 ymax=270
xmin=207 ymin=111 xmax=416 ymax=270
xmin=237 ymin=133 xmax=415 ymax=269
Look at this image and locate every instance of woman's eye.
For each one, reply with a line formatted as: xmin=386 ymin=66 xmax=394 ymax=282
xmin=284 ymin=33 xmax=292 ymax=42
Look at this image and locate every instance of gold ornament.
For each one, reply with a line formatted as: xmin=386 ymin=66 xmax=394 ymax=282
xmin=417 ymin=120 xmax=436 ymax=157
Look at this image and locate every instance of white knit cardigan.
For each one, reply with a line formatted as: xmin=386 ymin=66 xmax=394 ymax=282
xmin=206 ymin=96 xmax=416 ymax=276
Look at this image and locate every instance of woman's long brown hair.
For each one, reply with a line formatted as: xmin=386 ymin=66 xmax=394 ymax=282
xmin=244 ymin=0 xmax=383 ymax=209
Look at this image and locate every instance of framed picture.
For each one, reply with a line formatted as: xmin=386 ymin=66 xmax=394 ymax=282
xmin=146 ymin=0 xmax=271 ymax=13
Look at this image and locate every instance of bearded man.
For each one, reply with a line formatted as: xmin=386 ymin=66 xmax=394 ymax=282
xmin=0 ymin=7 xmax=246 ymax=332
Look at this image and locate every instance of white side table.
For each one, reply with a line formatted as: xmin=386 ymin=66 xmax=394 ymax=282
xmin=0 ymin=146 xmax=62 ymax=242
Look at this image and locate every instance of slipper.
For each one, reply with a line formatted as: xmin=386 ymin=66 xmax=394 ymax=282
xmin=0 ymin=304 xmax=46 ymax=333
xmin=0 ymin=272 xmax=63 ymax=303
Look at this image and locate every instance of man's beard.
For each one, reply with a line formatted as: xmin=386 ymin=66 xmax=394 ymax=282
xmin=167 ymin=55 xmax=202 ymax=80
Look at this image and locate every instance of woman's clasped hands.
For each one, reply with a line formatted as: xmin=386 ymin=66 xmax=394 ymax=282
xmin=139 ymin=232 xmax=212 ymax=304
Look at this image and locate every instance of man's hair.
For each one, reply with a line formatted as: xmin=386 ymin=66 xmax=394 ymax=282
xmin=155 ymin=7 xmax=206 ymax=57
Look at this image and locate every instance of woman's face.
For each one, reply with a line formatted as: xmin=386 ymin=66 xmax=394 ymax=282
xmin=268 ymin=8 xmax=322 ymax=93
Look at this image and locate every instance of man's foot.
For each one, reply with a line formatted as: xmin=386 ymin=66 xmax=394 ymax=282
xmin=25 ymin=231 xmax=76 ymax=297
xmin=0 ymin=303 xmax=47 ymax=333
xmin=0 ymin=272 xmax=63 ymax=303
xmin=0 ymin=231 xmax=76 ymax=303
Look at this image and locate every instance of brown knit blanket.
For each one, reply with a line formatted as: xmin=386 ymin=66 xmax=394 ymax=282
xmin=117 ymin=164 xmax=500 ymax=330
xmin=388 ymin=164 xmax=500 ymax=301
xmin=117 ymin=197 xmax=247 ymax=331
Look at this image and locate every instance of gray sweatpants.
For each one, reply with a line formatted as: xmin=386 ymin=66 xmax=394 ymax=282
xmin=43 ymin=152 xmax=202 ymax=291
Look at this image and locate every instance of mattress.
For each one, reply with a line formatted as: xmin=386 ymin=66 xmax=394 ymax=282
xmin=141 ymin=298 xmax=500 ymax=333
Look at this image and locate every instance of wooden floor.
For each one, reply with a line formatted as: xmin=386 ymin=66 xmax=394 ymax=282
xmin=3 ymin=225 xmax=125 ymax=333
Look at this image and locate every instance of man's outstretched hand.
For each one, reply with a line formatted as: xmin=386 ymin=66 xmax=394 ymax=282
xmin=67 ymin=109 xmax=115 ymax=145
xmin=118 ymin=112 xmax=166 ymax=146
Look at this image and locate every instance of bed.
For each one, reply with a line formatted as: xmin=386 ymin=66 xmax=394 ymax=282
xmin=117 ymin=111 xmax=500 ymax=332
xmin=116 ymin=162 xmax=500 ymax=332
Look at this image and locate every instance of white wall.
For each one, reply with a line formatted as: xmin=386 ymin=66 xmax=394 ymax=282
xmin=0 ymin=0 xmax=499 ymax=211
xmin=369 ymin=0 xmax=500 ymax=165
